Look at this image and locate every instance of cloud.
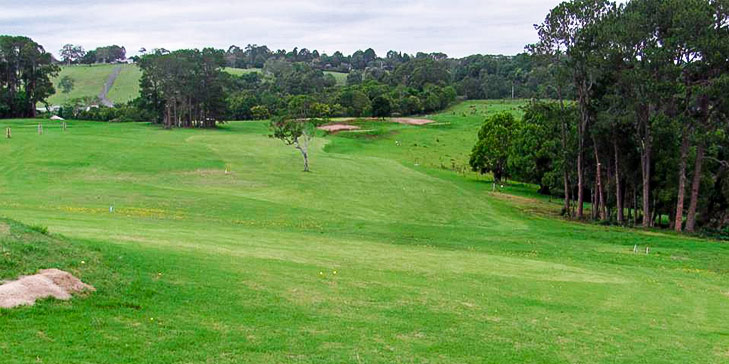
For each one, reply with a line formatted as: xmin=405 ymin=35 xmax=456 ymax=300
xmin=0 ymin=0 xmax=563 ymax=58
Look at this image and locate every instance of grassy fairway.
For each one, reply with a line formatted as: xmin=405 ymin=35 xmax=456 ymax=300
xmin=0 ymin=101 xmax=727 ymax=363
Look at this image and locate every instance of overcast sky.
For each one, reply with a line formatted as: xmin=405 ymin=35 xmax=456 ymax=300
xmin=1 ymin=0 xmax=566 ymax=59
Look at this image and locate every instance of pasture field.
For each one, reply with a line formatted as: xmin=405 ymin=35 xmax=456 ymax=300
xmin=0 ymin=101 xmax=727 ymax=363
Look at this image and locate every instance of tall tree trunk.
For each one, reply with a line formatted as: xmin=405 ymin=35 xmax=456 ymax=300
xmin=614 ymin=139 xmax=624 ymax=224
xmin=558 ymin=97 xmax=571 ymax=216
xmin=591 ymin=186 xmax=597 ymax=220
xmin=577 ymin=146 xmax=585 ymax=218
xmin=674 ymin=127 xmax=691 ymax=232
xmin=641 ymin=126 xmax=652 ymax=228
xmin=576 ymin=79 xmax=589 ymax=219
xmin=685 ymin=141 xmax=705 ymax=232
xmin=593 ymin=139 xmax=606 ymax=220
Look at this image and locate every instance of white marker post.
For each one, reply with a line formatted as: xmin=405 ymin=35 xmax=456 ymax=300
xmin=5 ymin=127 xmax=10 ymax=139
xmin=38 ymin=123 xmax=43 ymax=135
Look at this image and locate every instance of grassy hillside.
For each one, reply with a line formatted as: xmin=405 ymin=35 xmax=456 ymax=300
xmin=46 ymin=64 xmax=141 ymax=106
xmin=0 ymin=101 xmax=727 ymax=363
xmin=106 ymin=64 xmax=143 ymax=104
xmin=46 ymin=64 xmax=116 ymax=105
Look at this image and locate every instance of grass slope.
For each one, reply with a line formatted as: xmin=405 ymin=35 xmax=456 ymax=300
xmin=0 ymin=101 xmax=727 ymax=363
xmin=106 ymin=64 xmax=143 ymax=104
xmin=46 ymin=64 xmax=141 ymax=106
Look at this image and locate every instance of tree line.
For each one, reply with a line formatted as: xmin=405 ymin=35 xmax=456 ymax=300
xmin=59 ymin=44 xmax=126 ymax=65
xmin=223 ymin=44 xmax=552 ymax=100
xmin=0 ymin=36 xmax=58 ymax=118
xmin=471 ymin=0 xmax=729 ymax=234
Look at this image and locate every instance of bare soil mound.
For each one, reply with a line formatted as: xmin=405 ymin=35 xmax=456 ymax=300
xmin=0 ymin=269 xmax=94 ymax=309
xmin=318 ymin=124 xmax=361 ymax=132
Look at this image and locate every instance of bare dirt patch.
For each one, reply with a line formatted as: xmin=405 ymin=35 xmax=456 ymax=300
xmin=0 ymin=269 xmax=94 ymax=309
xmin=317 ymin=124 xmax=361 ymax=132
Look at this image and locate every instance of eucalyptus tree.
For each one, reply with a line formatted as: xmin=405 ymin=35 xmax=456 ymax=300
xmin=534 ymin=0 xmax=613 ymax=219
xmin=138 ymin=48 xmax=227 ymax=128
xmin=0 ymin=36 xmax=58 ymax=118
xmin=59 ymin=44 xmax=85 ymax=65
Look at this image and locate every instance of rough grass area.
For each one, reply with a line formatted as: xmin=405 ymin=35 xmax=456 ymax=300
xmin=0 ymin=101 xmax=727 ymax=363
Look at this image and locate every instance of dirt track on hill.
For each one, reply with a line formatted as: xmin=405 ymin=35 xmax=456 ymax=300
xmin=98 ymin=65 xmax=122 ymax=107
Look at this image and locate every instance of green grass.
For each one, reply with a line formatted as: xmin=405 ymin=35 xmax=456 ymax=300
xmin=0 ymin=101 xmax=728 ymax=363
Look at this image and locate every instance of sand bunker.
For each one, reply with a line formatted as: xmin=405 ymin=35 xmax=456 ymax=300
xmin=390 ymin=118 xmax=433 ymax=125
xmin=339 ymin=117 xmax=434 ymax=125
xmin=317 ymin=117 xmax=433 ymax=132
xmin=0 ymin=269 xmax=94 ymax=309
xmin=318 ymin=123 xmax=361 ymax=132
